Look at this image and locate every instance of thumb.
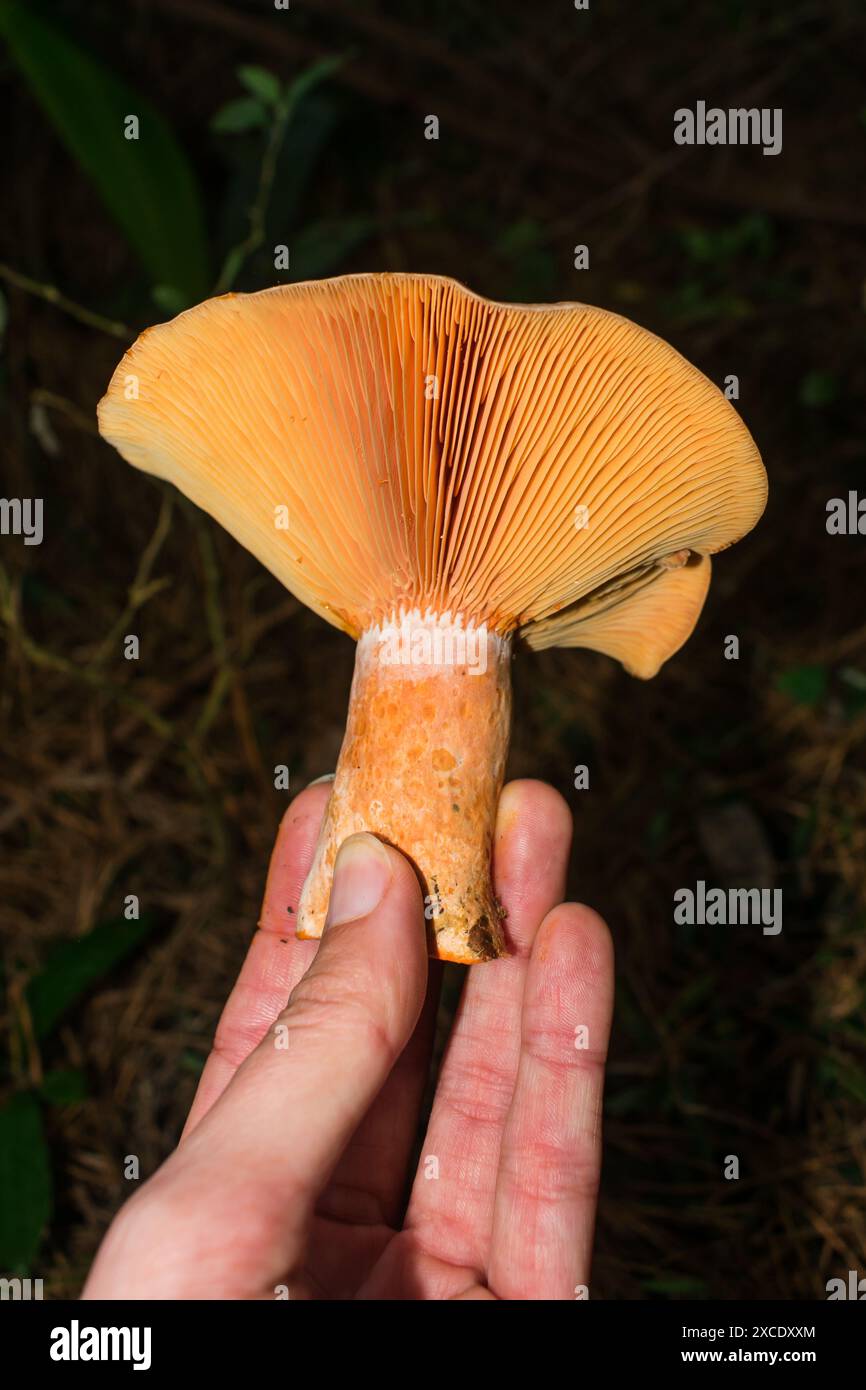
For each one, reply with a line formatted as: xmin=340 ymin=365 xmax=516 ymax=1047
xmin=299 ymin=830 xmax=430 ymax=1066
xmin=175 ymin=833 xmax=429 ymax=1238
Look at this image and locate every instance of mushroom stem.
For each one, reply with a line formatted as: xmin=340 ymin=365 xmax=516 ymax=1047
xmin=296 ymin=614 xmax=512 ymax=963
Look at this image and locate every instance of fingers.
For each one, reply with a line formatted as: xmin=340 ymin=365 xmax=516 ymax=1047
xmin=164 ymin=834 xmax=429 ymax=1286
xmin=405 ymin=780 xmax=573 ymax=1269
xmin=182 ymin=780 xmax=331 ymax=1136
xmin=488 ymin=903 xmax=614 ymax=1300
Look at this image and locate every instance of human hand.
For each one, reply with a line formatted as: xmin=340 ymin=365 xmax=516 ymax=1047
xmin=83 ymin=779 xmax=614 ymax=1300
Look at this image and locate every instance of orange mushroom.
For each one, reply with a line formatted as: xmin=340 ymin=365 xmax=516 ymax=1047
xmin=98 ymin=273 xmax=767 ymax=964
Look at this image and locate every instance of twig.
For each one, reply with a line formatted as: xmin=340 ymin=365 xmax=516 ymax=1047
xmin=2 ymin=558 xmax=171 ymax=749
xmin=0 ymin=262 xmax=131 ymax=340
xmin=30 ymin=389 xmax=100 ymax=436
xmin=93 ymin=492 xmax=175 ymax=666
xmin=7 ymin=975 xmax=43 ymax=1090
xmin=183 ymin=507 xmax=234 ymax=740
xmin=0 ymin=609 xmax=173 ymax=742
xmin=214 ymin=91 xmax=294 ymax=294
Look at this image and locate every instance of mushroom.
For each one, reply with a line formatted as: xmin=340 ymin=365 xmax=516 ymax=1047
xmin=98 ymin=273 xmax=767 ymax=964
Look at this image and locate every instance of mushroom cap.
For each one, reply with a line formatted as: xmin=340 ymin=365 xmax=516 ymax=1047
xmin=523 ymin=551 xmax=712 ymax=677
xmin=98 ymin=273 xmax=766 ymax=675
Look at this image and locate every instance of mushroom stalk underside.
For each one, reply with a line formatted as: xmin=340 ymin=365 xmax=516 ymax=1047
xmin=296 ymin=616 xmax=512 ymax=963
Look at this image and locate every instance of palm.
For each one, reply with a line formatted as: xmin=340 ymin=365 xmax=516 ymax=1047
xmin=84 ymin=780 xmax=612 ymax=1302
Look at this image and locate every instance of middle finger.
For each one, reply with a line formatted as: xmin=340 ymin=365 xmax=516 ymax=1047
xmin=404 ymin=779 xmax=573 ymax=1270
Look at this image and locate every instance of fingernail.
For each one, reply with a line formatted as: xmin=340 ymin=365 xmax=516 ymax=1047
xmin=325 ymin=834 xmax=392 ymax=928
xmin=308 ymin=773 xmax=335 ymax=786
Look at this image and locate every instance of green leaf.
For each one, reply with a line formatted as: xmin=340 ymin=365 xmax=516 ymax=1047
xmin=151 ymin=283 xmax=189 ymax=317
xmin=680 ymin=228 xmax=715 ymax=263
xmin=494 ymin=217 xmax=542 ymax=258
xmin=26 ymin=915 xmax=154 ymax=1041
xmin=282 ymin=54 xmax=346 ymax=118
xmin=776 ymin=664 xmax=827 ymax=707
xmin=679 ymin=213 xmax=772 ymax=265
xmin=216 ymin=245 xmax=246 ymax=292
xmin=837 ymin=1066 xmax=866 ymax=1105
xmin=40 ymin=1068 xmax=88 ymax=1105
xmin=799 ymin=370 xmax=838 ymax=408
xmin=0 ymin=1092 xmax=52 ymax=1271
xmin=210 ymin=96 xmax=268 ymax=134
xmin=259 ymin=88 xmax=340 ymax=238
xmin=0 ymin=0 xmax=207 ymax=302
xmin=289 ymin=215 xmax=375 ymax=279
xmin=646 ymin=808 xmax=670 ymax=853
xmin=180 ymin=1050 xmax=206 ymax=1076
xmin=238 ymin=65 xmax=281 ymax=107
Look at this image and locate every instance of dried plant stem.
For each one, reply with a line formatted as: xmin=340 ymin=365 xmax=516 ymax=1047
xmin=93 ymin=492 xmax=175 ymax=667
xmin=0 ymin=262 xmax=131 ymax=340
